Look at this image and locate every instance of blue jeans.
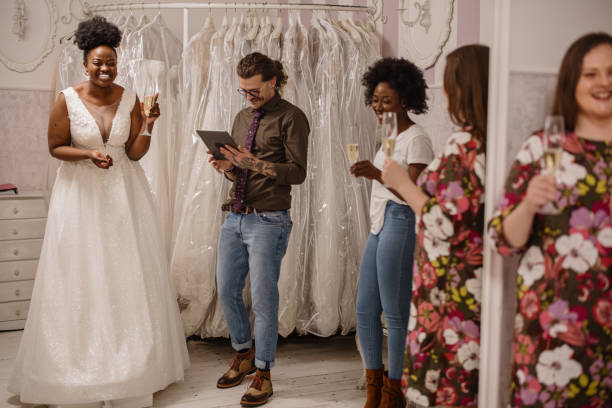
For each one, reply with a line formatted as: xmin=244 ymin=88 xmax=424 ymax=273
xmin=356 ymin=201 xmax=415 ymax=380
xmin=216 ymin=210 xmax=292 ymax=370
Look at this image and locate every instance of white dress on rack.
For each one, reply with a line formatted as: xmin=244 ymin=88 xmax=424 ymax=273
xmin=8 ymin=87 xmax=189 ymax=405
xmin=170 ymin=20 xmax=233 ymax=338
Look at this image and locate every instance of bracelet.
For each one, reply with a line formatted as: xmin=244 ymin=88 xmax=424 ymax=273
xmin=223 ymin=165 xmax=235 ymax=172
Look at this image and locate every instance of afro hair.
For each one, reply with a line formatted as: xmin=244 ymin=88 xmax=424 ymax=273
xmin=74 ymin=16 xmax=122 ymax=61
xmin=361 ymin=57 xmax=428 ymax=115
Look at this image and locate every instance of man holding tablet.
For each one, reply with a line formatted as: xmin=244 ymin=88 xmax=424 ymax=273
xmin=207 ymin=52 xmax=309 ymax=407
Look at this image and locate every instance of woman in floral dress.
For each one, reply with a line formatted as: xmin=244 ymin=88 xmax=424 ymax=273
xmin=488 ymin=32 xmax=612 ymax=408
xmin=382 ymin=44 xmax=489 ymax=407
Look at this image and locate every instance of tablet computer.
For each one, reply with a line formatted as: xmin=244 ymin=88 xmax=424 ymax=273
xmin=196 ymin=130 xmax=238 ymax=159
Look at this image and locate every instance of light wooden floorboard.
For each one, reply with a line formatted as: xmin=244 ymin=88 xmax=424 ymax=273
xmin=0 ymin=331 xmax=368 ymax=407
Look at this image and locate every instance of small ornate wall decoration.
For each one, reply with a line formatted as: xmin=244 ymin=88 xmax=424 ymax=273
xmin=398 ymin=0 xmax=455 ymax=70
xmin=0 ymin=0 xmax=58 ymax=73
xmin=12 ymin=0 xmax=28 ymax=40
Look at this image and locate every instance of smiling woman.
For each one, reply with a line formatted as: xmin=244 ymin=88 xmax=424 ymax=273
xmin=7 ymin=16 xmax=189 ymax=407
xmin=488 ymin=32 xmax=612 ymax=408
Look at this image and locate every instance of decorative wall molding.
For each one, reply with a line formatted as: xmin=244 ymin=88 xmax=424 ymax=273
xmin=399 ymin=0 xmax=431 ymax=33
xmin=398 ymin=0 xmax=454 ymax=70
xmin=60 ymin=0 xmax=93 ymax=25
xmin=0 ymin=0 xmax=58 ymax=73
xmin=12 ymin=0 xmax=28 ymax=40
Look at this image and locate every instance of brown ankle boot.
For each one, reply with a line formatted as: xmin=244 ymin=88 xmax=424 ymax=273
xmin=240 ymin=369 xmax=273 ymax=407
xmin=379 ymin=373 xmax=406 ymax=408
xmin=216 ymin=348 xmax=256 ymax=388
xmin=364 ymin=367 xmax=384 ymax=408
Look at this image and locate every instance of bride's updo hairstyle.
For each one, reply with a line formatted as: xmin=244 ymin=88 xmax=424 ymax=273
xmin=74 ymin=16 xmax=122 ymax=62
xmin=237 ymin=52 xmax=288 ymax=91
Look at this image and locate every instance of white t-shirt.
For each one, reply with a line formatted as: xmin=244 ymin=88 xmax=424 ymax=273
xmin=369 ymin=124 xmax=434 ymax=234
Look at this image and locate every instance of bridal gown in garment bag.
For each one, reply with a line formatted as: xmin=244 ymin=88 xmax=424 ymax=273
xmin=169 ymin=17 xmax=217 ymax=335
xmin=328 ymin=19 xmax=369 ymax=334
xmin=276 ymin=12 xmax=313 ymax=337
xmin=126 ymin=14 xmax=182 ymax=252
xmin=8 ymin=87 xmax=189 ymax=404
xmin=170 ymin=19 xmax=231 ymax=337
xmin=302 ymin=14 xmax=346 ymax=337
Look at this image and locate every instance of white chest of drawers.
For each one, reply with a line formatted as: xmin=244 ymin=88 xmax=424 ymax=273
xmin=0 ymin=193 xmax=46 ymax=330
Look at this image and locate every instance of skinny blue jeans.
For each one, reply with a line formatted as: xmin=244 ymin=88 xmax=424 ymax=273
xmin=356 ymin=201 xmax=415 ymax=380
xmin=216 ymin=210 xmax=292 ymax=370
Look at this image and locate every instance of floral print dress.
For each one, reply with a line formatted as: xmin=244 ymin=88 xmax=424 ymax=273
xmin=403 ymin=131 xmax=486 ymax=407
xmin=489 ymin=132 xmax=612 ymax=408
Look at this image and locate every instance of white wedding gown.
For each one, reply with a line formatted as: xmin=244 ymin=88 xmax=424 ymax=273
xmin=8 ymin=87 xmax=189 ymax=405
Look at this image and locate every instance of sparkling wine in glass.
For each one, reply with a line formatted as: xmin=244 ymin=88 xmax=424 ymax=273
xmin=346 ymin=144 xmax=359 ymax=165
xmin=380 ymin=112 xmax=398 ymax=157
xmin=140 ymin=79 xmax=157 ymax=136
xmin=542 ymin=115 xmax=564 ymax=175
xmin=538 ymin=115 xmax=564 ymax=215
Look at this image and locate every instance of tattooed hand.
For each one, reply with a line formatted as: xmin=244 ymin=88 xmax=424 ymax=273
xmin=220 ymin=145 xmax=278 ymax=178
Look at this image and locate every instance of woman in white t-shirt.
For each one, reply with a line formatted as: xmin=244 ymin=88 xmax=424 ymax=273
xmin=350 ymin=58 xmax=434 ymax=408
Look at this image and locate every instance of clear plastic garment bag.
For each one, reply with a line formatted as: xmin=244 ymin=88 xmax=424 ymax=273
xmin=170 ymin=16 xmax=232 ymax=338
xmin=301 ymin=13 xmax=347 ymax=337
xmin=277 ymin=11 xmax=313 ymax=337
xmin=169 ymin=15 xmax=217 ymax=335
xmin=125 ymin=13 xmax=182 ymax=253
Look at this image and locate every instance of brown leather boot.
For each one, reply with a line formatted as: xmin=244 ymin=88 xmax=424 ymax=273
xmin=240 ymin=369 xmax=273 ymax=407
xmin=364 ymin=367 xmax=384 ymax=408
xmin=216 ymin=348 xmax=256 ymax=388
xmin=379 ymin=373 xmax=406 ymax=408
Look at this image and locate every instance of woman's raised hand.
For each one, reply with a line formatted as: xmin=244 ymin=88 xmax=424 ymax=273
xmin=350 ymin=160 xmax=381 ymax=181
xmin=381 ymin=158 xmax=410 ymax=190
xmin=522 ymin=173 xmax=558 ymax=214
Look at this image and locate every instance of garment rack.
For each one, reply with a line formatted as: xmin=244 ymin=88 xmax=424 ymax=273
xmin=81 ymin=1 xmax=380 ymax=47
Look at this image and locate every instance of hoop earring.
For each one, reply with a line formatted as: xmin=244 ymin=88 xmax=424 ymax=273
xmin=84 ymin=70 xmax=89 ymax=78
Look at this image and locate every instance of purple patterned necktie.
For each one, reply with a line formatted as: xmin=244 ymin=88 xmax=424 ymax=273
xmin=233 ymin=108 xmax=264 ymax=211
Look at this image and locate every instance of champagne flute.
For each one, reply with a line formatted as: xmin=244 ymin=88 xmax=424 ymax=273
xmin=539 ymin=115 xmax=564 ymax=214
xmin=541 ymin=115 xmax=564 ymax=175
xmin=346 ymin=143 xmax=359 ymax=165
xmin=380 ymin=112 xmax=398 ymax=157
xmin=141 ymin=79 xmax=157 ymax=137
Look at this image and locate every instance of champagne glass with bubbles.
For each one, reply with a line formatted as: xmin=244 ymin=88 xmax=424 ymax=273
xmin=542 ymin=115 xmax=564 ymax=176
xmin=380 ymin=112 xmax=398 ymax=157
xmin=140 ymin=77 xmax=157 ymax=137
xmin=539 ymin=115 xmax=564 ymax=214
xmin=346 ymin=143 xmax=359 ymax=165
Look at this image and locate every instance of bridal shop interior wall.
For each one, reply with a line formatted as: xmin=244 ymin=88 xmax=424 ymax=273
xmin=1 ymin=0 xmax=485 ymax=192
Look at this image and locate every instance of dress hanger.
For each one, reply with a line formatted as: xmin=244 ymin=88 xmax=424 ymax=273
xmin=246 ymin=9 xmax=260 ymax=40
xmin=270 ymin=14 xmax=283 ymax=39
xmin=137 ymin=4 xmax=150 ymax=29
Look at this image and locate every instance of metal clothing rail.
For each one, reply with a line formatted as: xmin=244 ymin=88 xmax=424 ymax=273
xmin=83 ymin=1 xmax=377 ymax=49
xmin=87 ymin=2 xmax=374 ymax=13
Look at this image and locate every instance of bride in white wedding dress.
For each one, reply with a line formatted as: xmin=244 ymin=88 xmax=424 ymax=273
xmin=8 ymin=17 xmax=188 ymax=407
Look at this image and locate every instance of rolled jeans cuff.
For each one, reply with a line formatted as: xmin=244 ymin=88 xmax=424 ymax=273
xmin=255 ymin=358 xmax=274 ymax=370
xmin=232 ymin=338 xmax=252 ymax=352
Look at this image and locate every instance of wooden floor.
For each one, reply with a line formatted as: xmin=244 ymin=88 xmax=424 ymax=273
xmin=0 ymin=331 xmax=367 ymax=408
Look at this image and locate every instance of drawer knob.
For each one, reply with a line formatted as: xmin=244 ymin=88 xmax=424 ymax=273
xmin=12 ymin=228 xmax=19 ymax=235
xmin=12 ymin=207 xmax=19 ymax=215
xmin=15 ymin=309 xmax=21 ymax=317
xmin=12 ymin=249 xmax=19 ymax=256
xmin=14 ymin=269 xmax=20 ymax=277
xmin=15 ymin=289 xmax=20 ymax=297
